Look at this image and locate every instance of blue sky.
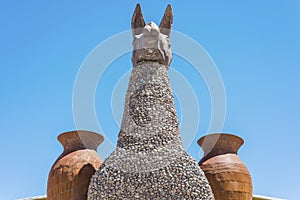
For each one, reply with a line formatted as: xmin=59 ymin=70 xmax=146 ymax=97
xmin=1 ymin=1 xmax=299 ymax=199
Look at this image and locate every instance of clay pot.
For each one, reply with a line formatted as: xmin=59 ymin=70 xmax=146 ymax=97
xmin=198 ymin=133 xmax=252 ymax=200
xmin=47 ymin=130 xmax=103 ymax=200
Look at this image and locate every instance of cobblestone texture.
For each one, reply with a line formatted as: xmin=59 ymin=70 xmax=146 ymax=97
xmin=88 ymin=63 xmax=214 ymax=199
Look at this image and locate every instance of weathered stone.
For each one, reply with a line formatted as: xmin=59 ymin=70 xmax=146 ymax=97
xmin=88 ymin=4 xmax=214 ymax=200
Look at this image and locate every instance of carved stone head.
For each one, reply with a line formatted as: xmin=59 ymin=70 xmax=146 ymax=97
xmin=131 ymin=4 xmax=173 ymax=68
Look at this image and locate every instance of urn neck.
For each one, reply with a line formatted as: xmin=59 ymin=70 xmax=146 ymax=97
xmin=198 ymin=133 xmax=244 ymax=164
xmin=58 ymin=130 xmax=104 ymax=155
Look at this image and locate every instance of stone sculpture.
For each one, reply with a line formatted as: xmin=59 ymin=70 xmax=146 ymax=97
xmin=88 ymin=4 xmax=215 ymax=199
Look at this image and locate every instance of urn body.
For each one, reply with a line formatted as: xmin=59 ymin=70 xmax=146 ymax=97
xmin=47 ymin=130 xmax=103 ymax=200
xmin=198 ymin=133 xmax=252 ymax=200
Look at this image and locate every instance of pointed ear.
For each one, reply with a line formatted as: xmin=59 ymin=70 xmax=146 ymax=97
xmin=131 ymin=4 xmax=146 ymax=35
xmin=159 ymin=4 xmax=173 ymax=37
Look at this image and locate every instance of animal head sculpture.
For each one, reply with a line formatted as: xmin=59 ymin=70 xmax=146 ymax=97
xmin=131 ymin=4 xmax=173 ymax=68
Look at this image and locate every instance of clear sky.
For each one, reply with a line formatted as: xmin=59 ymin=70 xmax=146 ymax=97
xmin=1 ymin=1 xmax=299 ymax=199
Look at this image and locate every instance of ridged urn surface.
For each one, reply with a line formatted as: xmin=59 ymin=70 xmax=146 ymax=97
xmin=198 ymin=133 xmax=252 ymax=200
xmin=47 ymin=130 xmax=103 ymax=200
xmin=88 ymin=4 xmax=214 ymax=200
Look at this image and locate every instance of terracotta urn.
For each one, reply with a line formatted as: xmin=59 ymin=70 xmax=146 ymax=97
xmin=198 ymin=133 xmax=252 ymax=200
xmin=47 ymin=130 xmax=103 ymax=200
